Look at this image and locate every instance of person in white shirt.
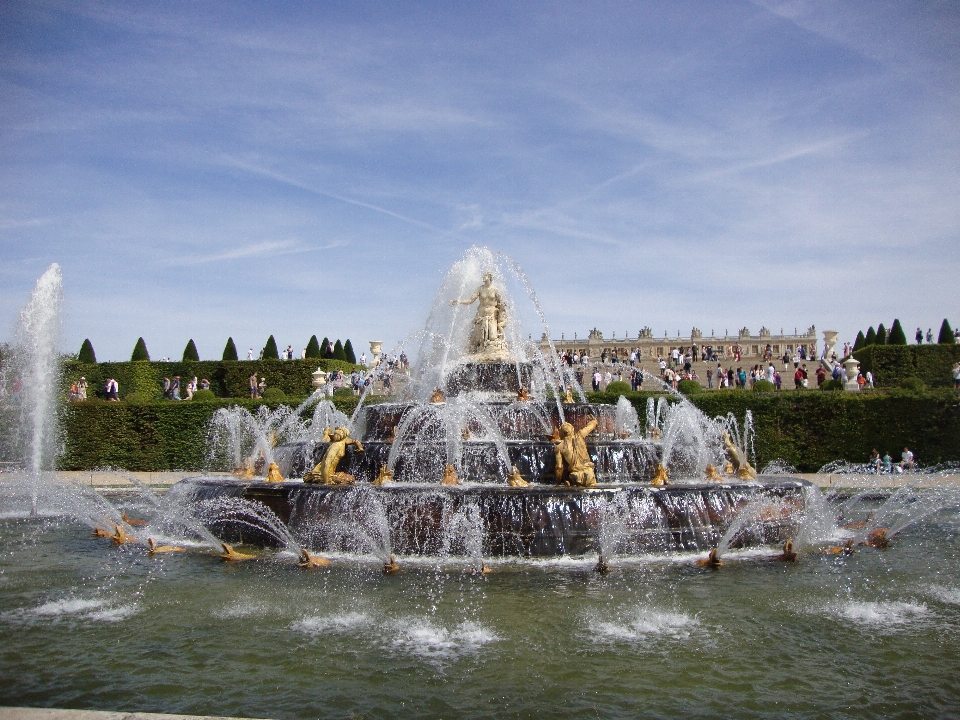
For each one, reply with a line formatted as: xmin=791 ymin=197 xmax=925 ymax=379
xmin=247 ymin=348 xmax=254 ymax=360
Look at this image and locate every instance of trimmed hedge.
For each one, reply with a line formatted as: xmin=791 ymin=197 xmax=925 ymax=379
xmin=61 ymin=358 xmax=362 ymax=400
xmin=853 ymin=344 xmax=960 ymax=388
xmin=587 ymin=388 xmax=960 ymax=472
xmin=59 ymin=396 xmax=362 ymax=471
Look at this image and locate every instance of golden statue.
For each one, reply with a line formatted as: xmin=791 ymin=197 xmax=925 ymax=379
xmin=265 ymin=462 xmax=284 ymax=483
xmin=516 ymin=386 xmax=530 ymax=402
xmin=442 ymin=465 xmax=460 ymax=486
xmin=111 ymin=523 xmax=134 ymax=545
xmin=772 ymin=539 xmax=797 ymax=562
xmin=705 ymin=463 xmax=723 ymax=482
xmin=548 ymin=425 xmax=561 ymax=442
xmin=553 ymin=416 xmax=598 ymax=487
xmin=467 ymin=562 xmax=492 ymax=575
xmin=723 ymin=432 xmax=756 ymax=480
xmin=232 ymin=461 xmax=256 ymax=479
xmin=507 ymin=466 xmax=529 ymax=487
xmin=461 ymin=426 xmax=471 ymax=440
xmin=121 ymin=511 xmax=147 ymax=527
xmin=723 ymin=461 xmax=735 ymax=475
xmin=648 ymin=427 xmax=662 ymax=440
xmin=373 ymin=465 xmax=394 ymax=485
xmin=430 ymin=388 xmax=445 ymax=403
xmin=220 ymin=542 xmax=255 ymax=561
xmin=383 ymin=555 xmax=400 ymax=574
xmin=563 ymin=388 xmax=575 ymax=404
xmin=651 ymin=463 xmax=669 ymax=486
xmin=303 ymin=426 xmax=363 ymax=485
xmin=449 ymin=271 xmax=510 ymax=361
xmin=147 ymin=537 xmax=185 ymax=555
xmin=695 ymin=547 xmax=723 ymax=567
xmin=321 ymin=427 xmax=333 ymax=442
xmin=595 ymin=556 xmax=609 ymax=574
xmin=298 ymin=549 xmax=331 ymax=568
xmin=92 ymin=527 xmax=113 ymax=538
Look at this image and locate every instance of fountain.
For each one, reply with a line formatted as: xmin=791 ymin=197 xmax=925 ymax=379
xmin=185 ymin=248 xmax=810 ymax=558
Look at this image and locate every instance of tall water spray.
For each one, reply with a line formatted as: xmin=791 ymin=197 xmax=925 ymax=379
xmin=9 ymin=264 xmax=63 ymax=512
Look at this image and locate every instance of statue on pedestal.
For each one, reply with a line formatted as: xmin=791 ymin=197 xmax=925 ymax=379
xmin=304 ymin=426 xmax=363 ymax=485
xmin=450 ymin=271 xmax=510 ymax=361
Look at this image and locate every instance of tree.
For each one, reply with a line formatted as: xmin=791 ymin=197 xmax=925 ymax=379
xmin=938 ymin=319 xmax=955 ymax=344
xmin=333 ymin=339 xmax=347 ymax=361
xmin=262 ymin=335 xmax=279 ymax=360
xmin=864 ymin=327 xmax=877 ymax=346
xmin=182 ymin=339 xmax=200 ymax=362
xmin=343 ymin=339 xmax=357 ymax=364
xmin=305 ymin=335 xmax=321 ymax=359
xmin=875 ymin=323 xmax=887 ymax=346
xmin=222 ymin=337 xmax=238 ymax=361
xmin=887 ymin=319 xmax=907 ymax=345
xmin=321 ymin=337 xmax=331 ymax=359
xmin=853 ymin=331 xmax=866 ymax=352
xmin=78 ymin=339 xmax=97 ymax=364
xmin=131 ymin=337 xmax=150 ymax=362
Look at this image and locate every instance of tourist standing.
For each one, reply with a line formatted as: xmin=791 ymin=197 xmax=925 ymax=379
xmin=247 ymin=348 xmax=254 ymax=360
xmin=249 ymin=372 xmax=258 ymax=398
xmin=916 ymin=328 xmax=923 ymax=344
xmin=953 ymin=362 xmax=960 ymax=389
xmin=171 ymin=376 xmax=181 ymax=401
xmin=77 ymin=376 xmax=87 ymax=400
xmin=865 ymin=371 xmax=874 ymax=388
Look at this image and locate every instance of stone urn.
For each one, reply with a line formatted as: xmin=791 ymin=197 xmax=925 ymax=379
xmin=369 ymin=341 xmax=383 ymax=366
xmin=311 ymin=368 xmax=329 ymax=389
xmin=843 ymin=356 xmax=861 ymax=392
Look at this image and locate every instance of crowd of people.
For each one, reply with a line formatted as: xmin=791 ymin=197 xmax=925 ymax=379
xmin=868 ymin=447 xmax=916 ymax=474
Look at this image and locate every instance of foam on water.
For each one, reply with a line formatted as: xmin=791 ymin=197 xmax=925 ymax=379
xmin=4 ymin=596 xmax=140 ymax=624
xmin=822 ymin=600 xmax=930 ymax=628
xmin=925 ymin=584 xmax=960 ymax=605
xmin=388 ymin=618 xmax=500 ymax=661
xmin=291 ymin=611 xmax=374 ymax=635
xmin=214 ymin=597 xmax=284 ymax=619
xmin=586 ymin=607 xmax=700 ymax=644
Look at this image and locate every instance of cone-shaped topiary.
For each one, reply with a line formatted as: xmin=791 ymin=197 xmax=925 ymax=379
xmin=131 ymin=337 xmax=150 ymax=362
xmin=864 ymin=327 xmax=877 ymax=346
xmin=222 ymin=337 xmax=238 ymax=361
xmin=938 ymin=319 xmax=955 ymax=344
xmin=321 ymin=337 xmax=332 ymax=359
xmin=333 ymin=339 xmax=347 ymax=361
xmin=888 ymin=319 xmax=907 ymax=345
xmin=305 ymin=335 xmax=321 ymax=359
xmin=344 ymin=339 xmax=356 ymax=364
xmin=182 ymin=339 xmax=200 ymax=362
xmin=78 ymin=339 xmax=97 ymax=364
xmin=853 ymin=331 xmax=865 ymax=352
xmin=262 ymin=335 xmax=279 ymax=360
xmin=875 ymin=324 xmax=887 ymax=346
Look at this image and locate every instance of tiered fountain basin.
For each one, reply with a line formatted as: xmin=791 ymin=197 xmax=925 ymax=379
xmin=174 ymin=475 xmax=811 ymax=556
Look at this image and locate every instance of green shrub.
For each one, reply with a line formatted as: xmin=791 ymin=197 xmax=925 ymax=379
xmin=262 ymin=335 xmax=279 ymax=360
xmin=192 ymin=389 xmax=217 ymax=402
xmin=333 ymin=339 xmax=346 ymax=361
xmin=753 ymin=379 xmax=775 ymax=392
xmin=899 ymin=377 xmax=926 ymax=392
xmin=333 ymin=386 xmax=354 ymax=398
xmin=124 ymin=392 xmax=151 ymax=405
xmin=853 ymin=331 xmax=865 ymax=352
xmin=604 ymin=381 xmax=632 ymax=395
xmin=321 ymin=337 xmax=331 ymax=358
xmin=864 ymin=327 xmax=877 ymax=346
xmin=888 ymin=319 xmax=907 ymax=345
xmin=875 ymin=324 xmax=887 ymax=346
xmin=78 ymin=339 xmax=97 ymax=364
xmin=821 ymin=379 xmax=843 ymax=391
xmin=183 ymin=339 xmax=200 ymax=362
xmin=262 ymin=387 xmax=286 ymax=401
xmin=677 ymin=379 xmax=701 ymax=395
xmin=938 ymin=319 xmax=955 ymax=345
xmin=222 ymin=337 xmax=238 ymax=362
xmin=853 ymin=344 xmax=960 ymax=389
xmin=344 ymin=339 xmax=357 ymax=364
xmin=305 ymin=335 xmax=321 ymax=359
xmin=131 ymin=337 xmax=150 ymax=362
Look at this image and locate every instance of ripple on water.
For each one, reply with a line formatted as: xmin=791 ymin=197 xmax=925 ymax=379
xmin=822 ymin=600 xmax=931 ymax=628
xmin=925 ymin=584 xmax=960 ymax=605
xmin=389 ymin=618 xmax=500 ymax=662
xmin=291 ymin=611 xmax=373 ymax=635
xmin=586 ymin=607 xmax=700 ymax=644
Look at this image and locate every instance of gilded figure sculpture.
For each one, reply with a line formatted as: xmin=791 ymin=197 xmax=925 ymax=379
xmin=303 ymin=426 xmax=363 ymax=485
xmin=430 ymin=388 xmax=445 ymax=403
xmin=219 ymin=542 xmax=255 ymax=561
xmin=442 ymin=465 xmax=460 ymax=486
xmin=298 ymin=549 xmax=331 ymax=568
xmin=651 ymin=463 xmax=669 ymax=486
xmin=147 ymin=537 xmax=185 ymax=555
xmin=265 ymin=462 xmax=284 ymax=483
xmin=705 ymin=463 xmax=723 ymax=482
xmin=722 ymin=432 xmax=756 ymax=479
xmin=553 ymin=416 xmax=598 ymax=487
xmin=562 ymin=388 xmax=574 ymax=404
xmin=373 ymin=465 xmax=394 ymax=485
xmin=516 ymin=386 xmax=530 ymax=402
xmin=507 ymin=465 xmax=529 ymax=487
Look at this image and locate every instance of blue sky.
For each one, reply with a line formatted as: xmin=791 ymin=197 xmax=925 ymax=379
xmin=2 ymin=1 xmax=958 ymax=361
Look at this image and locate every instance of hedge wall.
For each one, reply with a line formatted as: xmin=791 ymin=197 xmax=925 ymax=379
xmin=588 ymin=389 xmax=960 ymax=472
xmin=60 ymin=396 xmax=361 ymax=471
xmin=853 ymin=344 xmax=960 ymax=389
xmin=58 ymin=388 xmax=960 ymax=473
xmin=60 ymin=358 xmax=362 ymax=400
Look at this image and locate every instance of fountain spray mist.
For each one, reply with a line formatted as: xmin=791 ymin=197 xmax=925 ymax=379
xmin=13 ymin=264 xmax=63 ymax=513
